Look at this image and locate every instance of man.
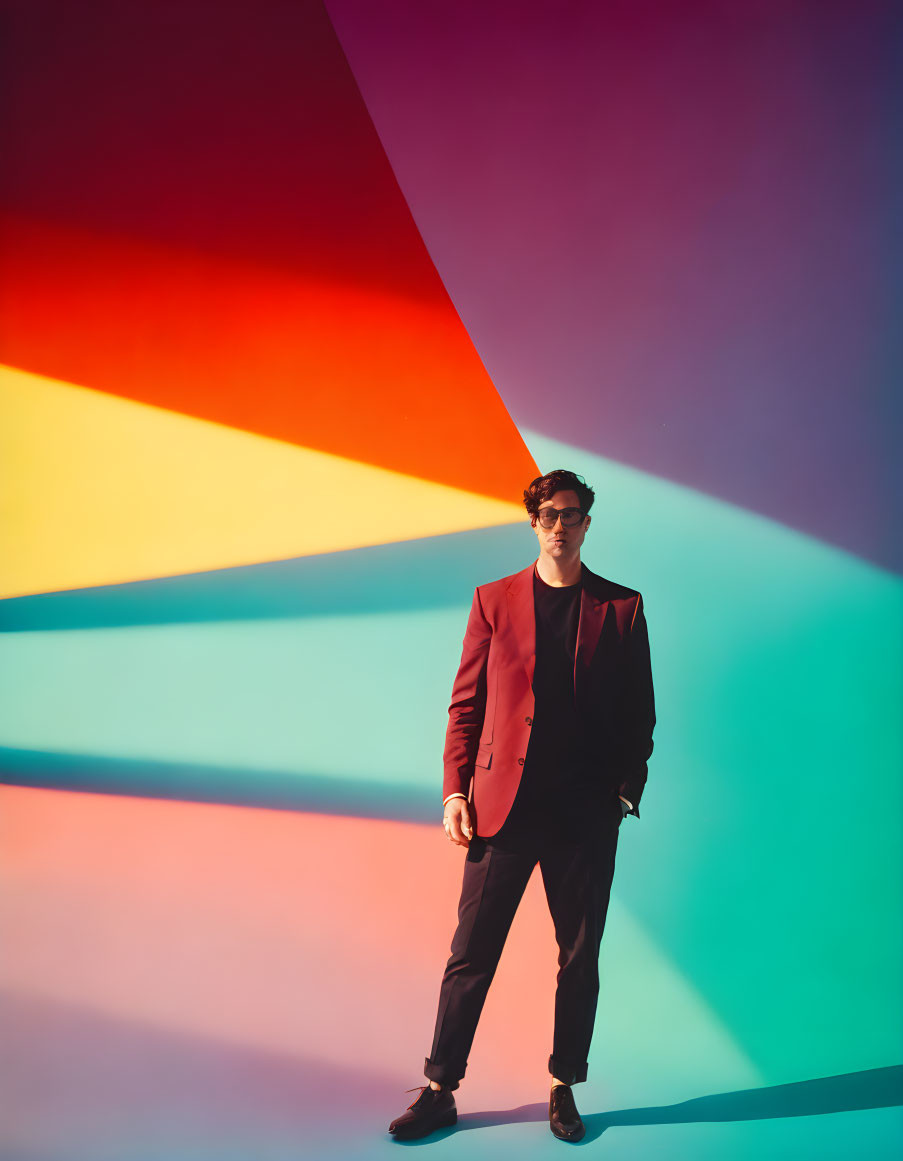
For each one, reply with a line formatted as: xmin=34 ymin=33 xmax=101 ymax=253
xmin=388 ymin=469 xmax=655 ymax=1143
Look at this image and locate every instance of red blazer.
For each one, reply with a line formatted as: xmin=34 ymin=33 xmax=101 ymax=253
xmin=442 ymin=562 xmax=655 ymax=837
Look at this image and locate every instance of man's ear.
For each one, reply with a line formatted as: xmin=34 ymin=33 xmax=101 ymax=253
xmin=585 ymin=515 xmax=591 ymax=530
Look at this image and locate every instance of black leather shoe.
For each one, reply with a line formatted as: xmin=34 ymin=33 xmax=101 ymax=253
xmin=549 ymin=1083 xmax=585 ymax=1142
xmin=388 ymin=1085 xmax=457 ymax=1140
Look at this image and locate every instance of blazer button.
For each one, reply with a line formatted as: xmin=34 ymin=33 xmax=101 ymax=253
xmin=525 ymin=716 xmax=533 ymax=725
xmin=517 ymin=758 xmax=525 ymax=765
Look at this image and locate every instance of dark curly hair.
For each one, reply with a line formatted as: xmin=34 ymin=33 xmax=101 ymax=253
xmin=523 ymin=469 xmax=595 ymax=521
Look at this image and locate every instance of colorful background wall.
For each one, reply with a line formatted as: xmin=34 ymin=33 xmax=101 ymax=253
xmin=1 ymin=1 xmax=901 ymax=1158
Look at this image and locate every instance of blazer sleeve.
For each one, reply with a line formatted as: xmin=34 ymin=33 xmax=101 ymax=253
xmin=442 ymin=587 xmax=492 ymax=803
xmin=618 ymin=594 xmax=656 ymax=817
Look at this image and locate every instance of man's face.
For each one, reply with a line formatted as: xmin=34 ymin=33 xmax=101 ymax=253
xmin=532 ymin=489 xmax=591 ymax=562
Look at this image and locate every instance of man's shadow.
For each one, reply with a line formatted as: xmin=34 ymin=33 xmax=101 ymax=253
xmin=431 ymin=1065 xmax=903 ymax=1144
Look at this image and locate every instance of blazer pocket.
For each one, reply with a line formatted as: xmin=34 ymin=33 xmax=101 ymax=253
xmin=475 ymin=745 xmax=493 ymax=770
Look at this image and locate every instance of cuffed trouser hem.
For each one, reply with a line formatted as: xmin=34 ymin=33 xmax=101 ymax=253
xmin=548 ymin=1055 xmax=588 ymax=1085
xmin=423 ymin=1056 xmax=461 ymax=1091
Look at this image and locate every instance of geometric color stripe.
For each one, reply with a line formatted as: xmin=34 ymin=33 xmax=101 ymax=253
xmin=0 ymin=524 xmax=532 ymax=633
xmin=0 ymin=364 xmax=525 ymax=598
xmin=0 ymin=786 xmax=760 ymax=1107
xmin=0 ymin=606 xmax=469 ymax=783
xmin=0 ymin=217 xmax=537 ymax=505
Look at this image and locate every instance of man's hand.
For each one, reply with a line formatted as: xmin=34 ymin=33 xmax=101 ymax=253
xmin=443 ymin=798 xmax=473 ymax=847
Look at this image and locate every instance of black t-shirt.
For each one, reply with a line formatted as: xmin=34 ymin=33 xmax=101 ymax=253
xmin=530 ymin=565 xmax=581 ymax=755
xmin=499 ymin=567 xmax=595 ymax=835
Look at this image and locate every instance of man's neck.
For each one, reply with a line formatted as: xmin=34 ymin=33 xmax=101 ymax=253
xmin=535 ymin=553 xmax=582 ymax=587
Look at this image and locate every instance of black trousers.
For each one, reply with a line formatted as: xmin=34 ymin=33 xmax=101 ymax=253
xmin=424 ymin=789 xmax=622 ymax=1088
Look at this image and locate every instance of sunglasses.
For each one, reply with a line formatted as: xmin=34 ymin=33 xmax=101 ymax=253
xmin=536 ymin=507 xmax=585 ymax=528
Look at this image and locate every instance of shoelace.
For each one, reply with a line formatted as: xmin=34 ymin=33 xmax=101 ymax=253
xmin=404 ymin=1085 xmax=431 ymax=1109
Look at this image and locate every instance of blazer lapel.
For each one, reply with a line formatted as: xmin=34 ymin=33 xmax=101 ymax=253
xmin=506 ymin=564 xmax=536 ymax=687
xmin=574 ymin=564 xmax=607 ymax=689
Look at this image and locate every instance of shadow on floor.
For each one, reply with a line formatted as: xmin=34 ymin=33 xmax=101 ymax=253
xmin=445 ymin=1066 xmax=903 ymax=1144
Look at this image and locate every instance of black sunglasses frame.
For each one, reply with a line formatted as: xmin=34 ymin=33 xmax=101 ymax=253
xmin=535 ymin=506 xmax=586 ymax=528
